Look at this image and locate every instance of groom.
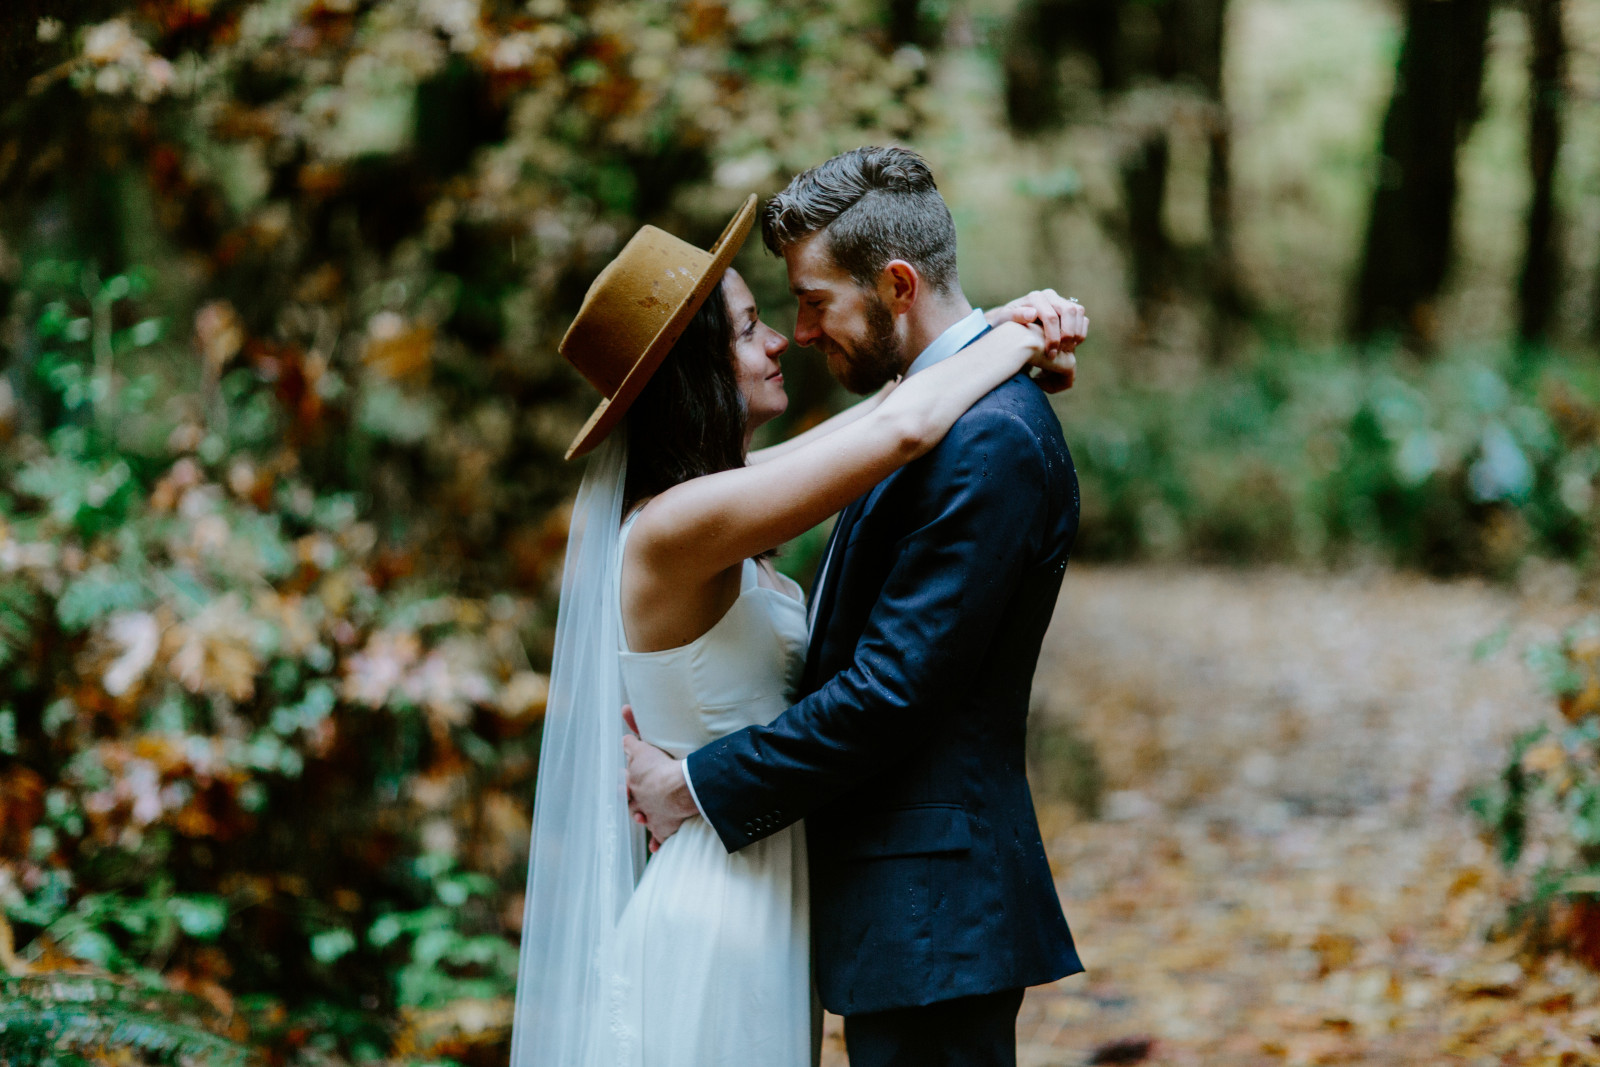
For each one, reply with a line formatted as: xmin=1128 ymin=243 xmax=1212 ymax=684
xmin=625 ymin=146 xmax=1085 ymax=1066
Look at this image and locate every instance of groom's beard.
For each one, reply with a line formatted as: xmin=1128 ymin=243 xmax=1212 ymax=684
xmin=834 ymin=294 xmax=904 ymax=395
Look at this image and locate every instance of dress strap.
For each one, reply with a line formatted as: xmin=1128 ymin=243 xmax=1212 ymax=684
xmin=740 ymin=557 xmax=758 ymax=594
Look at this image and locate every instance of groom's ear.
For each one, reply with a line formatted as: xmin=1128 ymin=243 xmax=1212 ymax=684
xmin=877 ymin=259 xmax=919 ymax=315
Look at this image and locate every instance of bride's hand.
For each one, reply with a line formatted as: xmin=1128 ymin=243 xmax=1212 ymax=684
xmin=986 ymin=289 xmax=1088 ymax=361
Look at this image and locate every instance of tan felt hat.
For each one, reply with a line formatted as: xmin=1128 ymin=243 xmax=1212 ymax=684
xmin=560 ymin=194 xmax=759 ymax=460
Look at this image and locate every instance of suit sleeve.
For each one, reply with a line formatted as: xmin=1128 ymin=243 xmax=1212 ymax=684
xmin=685 ymin=404 xmax=1051 ymax=852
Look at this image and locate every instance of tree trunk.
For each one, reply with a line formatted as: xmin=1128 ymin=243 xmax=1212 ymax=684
xmin=1122 ymin=131 xmax=1171 ymax=314
xmin=0 ymin=2 xmax=50 ymax=107
xmin=1002 ymin=0 xmax=1124 ymax=134
xmin=888 ymin=0 xmax=923 ymax=47
xmin=1518 ymin=0 xmax=1565 ymax=345
xmin=1204 ymin=117 xmax=1246 ymax=358
xmin=1003 ymin=0 xmax=1243 ymax=343
xmin=1168 ymin=0 xmax=1243 ymax=358
xmin=1001 ymin=1 xmax=1064 ymax=134
xmin=1160 ymin=0 xmax=1226 ymax=94
xmin=1351 ymin=0 xmax=1494 ymax=348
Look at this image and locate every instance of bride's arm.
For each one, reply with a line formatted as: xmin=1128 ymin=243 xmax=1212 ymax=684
xmin=750 ymin=290 xmax=1086 ymax=466
xmin=745 ymin=378 xmax=899 ymax=466
xmin=630 ymin=321 xmax=1053 ymax=583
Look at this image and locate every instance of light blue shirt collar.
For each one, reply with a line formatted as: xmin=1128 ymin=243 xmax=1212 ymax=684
xmin=904 ymin=308 xmax=987 ymax=378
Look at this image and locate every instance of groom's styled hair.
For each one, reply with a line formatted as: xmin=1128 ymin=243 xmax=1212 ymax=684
xmin=761 ymin=146 xmax=959 ymax=294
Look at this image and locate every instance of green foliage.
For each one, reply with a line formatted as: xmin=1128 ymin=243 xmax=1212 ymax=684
xmin=15 ymin=878 xmax=227 ymax=976
xmin=368 ymin=854 xmax=518 ymax=1010
xmin=1470 ymin=727 xmax=1537 ymax=870
xmin=56 ymin=567 xmax=151 ymax=632
xmin=0 ymin=975 xmax=255 ymax=1067
xmin=1473 ymin=618 xmax=1600 ymax=950
xmin=1066 ymin=344 xmax=1600 ymax=576
xmin=0 ymin=578 xmax=41 ymax=669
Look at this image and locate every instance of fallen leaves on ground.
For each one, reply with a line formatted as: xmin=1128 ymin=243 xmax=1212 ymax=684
xmin=827 ymin=567 xmax=1600 ymax=1067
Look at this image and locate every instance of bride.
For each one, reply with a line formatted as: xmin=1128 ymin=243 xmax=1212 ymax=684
xmin=508 ymin=195 xmax=1080 ymax=1067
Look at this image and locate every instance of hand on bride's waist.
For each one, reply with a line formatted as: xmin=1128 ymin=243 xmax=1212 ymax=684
xmin=623 ymin=705 xmax=699 ymax=853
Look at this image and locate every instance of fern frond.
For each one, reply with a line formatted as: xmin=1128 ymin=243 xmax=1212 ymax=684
xmin=0 ymin=974 xmax=256 ymax=1067
xmin=0 ymin=578 xmax=40 ymax=671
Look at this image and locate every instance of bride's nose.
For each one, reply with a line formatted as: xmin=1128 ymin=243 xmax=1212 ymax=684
xmin=766 ymin=328 xmax=788 ymax=358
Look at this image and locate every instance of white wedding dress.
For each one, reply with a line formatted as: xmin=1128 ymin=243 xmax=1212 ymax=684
xmin=586 ymin=511 xmax=817 ymax=1067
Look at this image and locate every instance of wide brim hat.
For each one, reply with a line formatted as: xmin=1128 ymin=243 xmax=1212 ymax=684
xmin=559 ymin=194 xmax=759 ymax=460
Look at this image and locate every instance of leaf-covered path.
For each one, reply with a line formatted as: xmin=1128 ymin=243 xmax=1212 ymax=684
xmin=823 ymin=565 xmax=1598 ymax=1066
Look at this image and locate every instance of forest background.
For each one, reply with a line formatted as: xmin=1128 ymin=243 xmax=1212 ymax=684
xmin=5 ymin=0 xmax=1600 ymax=1063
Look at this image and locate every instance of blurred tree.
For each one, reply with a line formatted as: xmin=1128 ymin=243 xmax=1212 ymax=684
xmin=0 ymin=1 xmax=63 ymax=102
xmin=1002 ymin=0 xmax=1242 ymax=359
xmin=1002 ymin=0 xmax=1122 ymax=130
xmin=1351 ymin=0 xmax=1493 ymax=348
xmin=887 ymin=0 xmax=933 ymax=47
xmin=1518 ymin=0 xmax=1565 ymax=346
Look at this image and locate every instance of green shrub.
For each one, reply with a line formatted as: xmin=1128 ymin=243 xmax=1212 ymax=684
xmin=0 ymin=258 xmax=547 ymax=1065
xmin=1472 ymin=617 xmax=1600 ymax=964
xmin=1064 ymin=344 xmax=1600 ymax=576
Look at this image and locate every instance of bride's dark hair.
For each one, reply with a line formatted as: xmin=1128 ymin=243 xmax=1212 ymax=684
xmin=623 ymin=280 xmax=748 ymax=513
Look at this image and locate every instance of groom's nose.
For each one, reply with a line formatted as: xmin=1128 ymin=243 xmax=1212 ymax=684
xmin=794 ymin=307 xmax=821 ymax=348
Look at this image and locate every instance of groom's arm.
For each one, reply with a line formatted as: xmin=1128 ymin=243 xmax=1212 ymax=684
xmin=685 ymin=399 xmax=1054 ymax=853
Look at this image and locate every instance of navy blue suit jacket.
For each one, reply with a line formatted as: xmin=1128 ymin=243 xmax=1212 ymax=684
xmin=685 ymin=368 xmax=1084 ymax=1016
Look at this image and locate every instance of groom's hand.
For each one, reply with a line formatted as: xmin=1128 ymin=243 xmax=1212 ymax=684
xmin=622 ymin=705 xmax=698 ymax=852
xmin=1030 ymin=347 xmax=1077 ymax=394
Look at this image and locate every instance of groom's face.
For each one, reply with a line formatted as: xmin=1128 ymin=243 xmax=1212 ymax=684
xmin=783 ymin=233 xmax=906 ymax=395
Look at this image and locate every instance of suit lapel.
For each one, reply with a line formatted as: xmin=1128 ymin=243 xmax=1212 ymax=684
xmin=802 ymin=494 xmax=866 ymax=687
xmin=800 ymin=321 xmax=997 ymax=689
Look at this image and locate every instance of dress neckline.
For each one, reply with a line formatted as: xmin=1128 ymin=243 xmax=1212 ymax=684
xmin=753 ymin=560 xmax=805 ymax=606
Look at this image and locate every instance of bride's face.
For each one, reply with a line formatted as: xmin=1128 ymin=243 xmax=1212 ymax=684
xmin=721 ymin=270 xmax=790 ymax=431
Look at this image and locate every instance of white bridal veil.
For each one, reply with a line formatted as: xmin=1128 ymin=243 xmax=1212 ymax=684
xmin=510 ymin=429 xmax=644 ymax=1066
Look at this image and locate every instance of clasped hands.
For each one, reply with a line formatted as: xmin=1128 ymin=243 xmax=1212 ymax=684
xmin=986 ymin=288 xmax=1087 ymax=393
xmin=622 ymin=706 xmax=696 ymax=853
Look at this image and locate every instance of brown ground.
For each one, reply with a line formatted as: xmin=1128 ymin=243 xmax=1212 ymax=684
xmin=822 ymin=563 xmax=1600 ymax=1066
